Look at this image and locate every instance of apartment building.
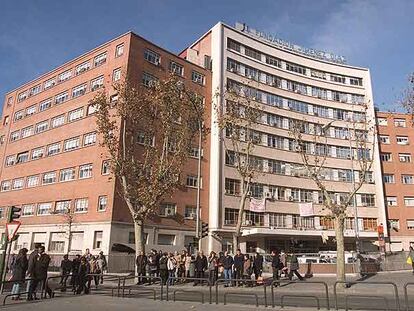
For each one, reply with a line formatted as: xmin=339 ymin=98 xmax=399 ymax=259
xmin=0 ymin=32 xmax=210 ymax=262
xmin=181 ymin=22 xmax=387 ymax=254
xmin=377 ymin=112 xmax=414 ymax=251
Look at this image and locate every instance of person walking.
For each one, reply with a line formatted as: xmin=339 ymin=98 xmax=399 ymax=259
xmin=207 ymin=251 xmax=218 ymax=285
xmin=147 ymin=250 xmax=158 ymax=285
xmin=233 ymin=249 xmax=244 ymax=286
xmin=252 ymin=252 xmax=263 ymax=283
xmin=271 ymin=250 xmax=281 ymax=285
xmin=70 ymin=255 xmax=81 ymax=292
xmin=193 ymin=251 xmax=207 ymax=286
xmin=28 ymin=246 xmax=52 ymax=300
xmin=167 ymin=253 xmax=177 ymax=286
xmin=222 ymin=251 xmax=233 ymax=287
xmin=280 ymin=250 xmax=288 ymax=278
xmin=76 ymin=256 xmax=91 ymax=294
xmin=59 ymin=254 xmax=72 ymax=292
xmin=26 ymin=244 xmax=40 ymax=299
xmin=136 ymin=251 xmax=147 ymax=284
xmin=217 ymin=252 xmax=225 ymax=279
xmin=158 ymin=253 xmax=169 ymax=285
xmin=11 ymin=248 xmax=28 ymax=300
xmin=288 ymin=251 xmax=304 ymax=281
xmin=89 ymin=256 xmax=100 ymax=289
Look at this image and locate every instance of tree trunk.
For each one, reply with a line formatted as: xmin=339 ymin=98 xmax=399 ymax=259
xmin=134 ymin=219 xmax=145 ymax=256
xmin=334 ymin=215 xmax=346 ymax=282
xmin=233 ymin=188 xmax=248 ymax=253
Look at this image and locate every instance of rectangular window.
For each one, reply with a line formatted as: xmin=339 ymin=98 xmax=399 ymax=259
xmin=160 ymin=203 xmax=176 ymax=216
xmin=51 ymin=114 xmax=65 ymax=128
xmin=115 ymin=44 xmax=124 ymax=57
xmin=191 ymin=71 xmax=205 ymax=85
xmin=360 ymin=194 xmax=375 ymax=207
xmin=79 ymin=164 xmax=93 ymax=179
xmin=186 ymin=175 xmax=200 ymax=188
xmin=75 ymin=61 xmax=91 ymax=75
xmin=39 ymin=98 xmax=52 ymax=111
xmin=380 ymin=153 xmax=392 ymax=162
xmin=29 ymin=84 xmax=41 ymax=96
xmin=351 ymin=93 xmax=365 ymax=104
xmin=44 ymin=78 xmax=56 ymax=90
xmin=21 ymin=126 xmax=33 ymax=138
xmin=225 ymin=178 xmax=241 ymax=195
xmin=330 ymin=74 xmax=346 ymax=83
xmin=396 ymin=136 xmax=409 ymax=145
xmin=402 ymin=175 xmax=414 ymax=184
xmin=64 ymin=137 xmax=80 ymax=152
xmin=22 ymin=204 xmax=35 ymax=216
xmin=26 ymin=105 xmax=37 ymax=116
xmin=5 ymin=155 xmax=15 ymax=166
xmin=59 ymin=168 xmax=75 ymax=182
xmin=68 ymin=108 xmax=84 ymax=122
xmin=407 ymin=220 xmax=414 ymax=230
xmin=383 ymin=174 xmax=395 ymax=183
xmin=12 ymin=178 xmax=24 ymax=190
xmin=144 ymin=49 xmax=160 ymax=65
xmin=83 ymin=132 xmax=96 ymax=146
xmin=17 ymin=91 xmax=27 ymax=102
xmin=224 ymin=208 xmax=239 ymax=225
xmin=113 ymin=68 xmax=121 ymax=82
xmin=58 ymin=70 xmax=72 ymax=83
xmin=55 ymin=200 xmax=71 ymax=214
xmin=386 ymin=196 xmax=397 ymax=207
xmin=91 ymin=76 xmax=104 ymax=91
xmin=101 ymin=161 xmax=110 ymax=175
xmin=379 ymin=135 xmax=390 ymax=144
xmin=227 ymin=38 xmax=241 ymax=52
xmin=98 ymin=196 xmax=107 ymax=211
xmin=405 ymin=197 xmax=414 ymax=206
xmin=47 ymin=142 xmax=61 ymax=156
xmin=42 ymin=171 xmax=57 ymax=185
xmin=142 ymin=72 xmax=157 ymax=87
xmin=31 ymin=148 xmax=44 ymax=160
xmin=75 ymin=198 xmax=88 ymax=212
xmin=244 ymin=46 xmax=262 ymax=61
xmin=35 ymin=120 xmax=49 ymax=134
xmin=169 ymin=61 xmax=184 ymax=76
xmin=16 ymin=151 xmax=29 ymax=164
xmin=399 ymin=153 xmax=411 ymax=163
xmin=184 ymin=206 xmax=197 ymax=219
xmin=93 ymin=231 xmax=103 ymax=249
xmin=26 ymin=175 xmax=39 ymax=187
xmin=157 ymin=234 xmax=175 ymax=246
xmin=37 ymin=203 xmax=52 ymax=215
xmin=286 ymin=62 xmax=306 ymax=75
xmin=10 ymin=131 xmax=20 ymax=142
xmin=394 ymin=118 xmax=406 ymax=127
xmin=311 ymin=69 xmax=326 ymax=80
xmin=265 ymin=55 xmax=281 ymax=68
xmin=87 ymin=104 xmax=97 ymax=115
xmin=377 ymin=118 xmax=388 ymax=126
xmin=72 ymin=84 xmax=87 ymax=98
xmin=350 ymin=77 xmax=362 ymax=86
xmin=55 ymin=91 xmax=69 ymax=104
xmin=14 ymin=110 xmax=24 ymax=121
xmin=94 ymin=52 xmax=107 ymax=67
xmin=1 ymin=181 xmax=11 ymax=192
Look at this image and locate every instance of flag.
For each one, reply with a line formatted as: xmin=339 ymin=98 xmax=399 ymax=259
xmin=249 ymin=198 xmax=266 ymax=212
xmin=299 ymin=202 xmax=314 ymax=217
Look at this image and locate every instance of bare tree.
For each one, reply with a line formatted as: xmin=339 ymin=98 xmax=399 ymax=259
xmin=401 ymin=73 xmax=414 ymax=118
xmin=52 ymin=206 xmax=75 ymax=255
xmin=91 ymin=76 xmax=205 ymax=255
xmin=289 ymin=104 xmax=375 ymax=282
xmin=216 ymin=80 xmax=262 ymax=252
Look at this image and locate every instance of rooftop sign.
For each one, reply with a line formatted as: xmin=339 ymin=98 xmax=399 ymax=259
xmin=235 ymin=22 xmax=346 ymax=64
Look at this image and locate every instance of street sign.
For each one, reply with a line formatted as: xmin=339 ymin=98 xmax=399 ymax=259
xmin=6 ymin=222 xmax=20 ymax=241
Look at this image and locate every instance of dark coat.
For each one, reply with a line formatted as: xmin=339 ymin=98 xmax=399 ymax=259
xmin=33 ymin=253 xmax=51 ymax=280
xmin=233 ymin=254 xmax=244 ymax=269
xmin=271 ymin=254 xmax=281 ymax=269
xmin=289 ymin=254 xmax=299 ymax=270
xmin=136 ymin=255 xmax=148 ymax=272
xmin=253 ymin=254 xmax=263 ymax=271
xmin=194 ymin=255 xmax=207 ymax=271
xmin=72 ymin=257 xmax=81 ymax=275
xmin=222 ymin=255 xmax=234 ymax=269
xmin=11 ymin=255 xmax=28 ymax=282
xmin=61 ymin=258 xmax=72 ymax=274
xmin=27 ymin=250 xmax=38 ymax=277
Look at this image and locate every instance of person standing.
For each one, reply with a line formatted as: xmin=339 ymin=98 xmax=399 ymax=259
xmin=222 ymin=251 xmax=233 ymax=287
xmin=178 ymin=250 xmax=186 ymax=279
xmin=280 ymin=250 xmax=288 ymax=278
xmin=89 ymin=256 xmax=100 ymax=289
xmin=136 ymin=251 xmax=147 ymax=284
xmin=288 ymin=251 xmax=304 ymax=281
xmin=11 ymin=248 xmax=28 ymax=300
xmin=70 ymin=255 xmax=81 ymax=292
xmin=252 ymin=252 xmax=263 ymax=282
xmin=184 ymin=252 xmax=192 ymax=278
xmin=97 ymin=251 xmax=107 ymax=284
xmin=158 ymin=253 xmax=169 ymax=285
xmin=28 ymin=246 xmax=52 ymax=300
xmin=193 ymin=251 xmax=207 ymax=286
xmin=271 ymin=250 xmax=281 ymax=285
xmin=243 ymin=254 xmax=252 ymax=287
xmin=59 ymin=254 xmax=72 ymax=292
xmin=207 ymin=251 xmax=218 ymax=285
xmin=76 ymin=256 xmax=90 ymax=294
xmin=84 ymin=248 xmax=93 ymax=262
xmin=26 ymin=244 xmax=40 ymax=299
xmin=148 ymin=250 xmax=158 ymax=285
xmin=233 ymin=249 xmax=244 ymax=286
xmin=167 ymin=253 xmax=177 ymax=286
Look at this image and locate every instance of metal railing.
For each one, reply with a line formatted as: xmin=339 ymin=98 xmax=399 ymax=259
xmin=2 ymin=278 xmax=36 ymax=306
xmin=120 ymin=275 xmax=163 ymax=300
xmin=404 ymin=282 xmax=414 ymax=311
xmin=214 ymin=278 xmax=266 ymax=306
xmin=166 ymin=277 xmax=212 ymax=304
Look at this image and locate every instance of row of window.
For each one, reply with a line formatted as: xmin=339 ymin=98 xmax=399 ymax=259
xmin=0 ymin=196 xmax=107 ymax=219
xmin=383 ymin=173 xmax=414 ymax=185
xmin=226 ymin=79 xmax=366 ymax=123
xmin=0 ymin=162 xmax=109 ymax=192
xmin=223 ymin=208 xmax=377 ymax=232
xmin=9 ymin=43 xmax=124 ymax=106
xmin=225 ymin=150 xmax=373 ymax=183
xmin=6 ymin=131 xmax=97 ymax=167
xmin=227 ymin=58 xmax=365 ymax=104
xmin=224 ymin=178 xmax=376 ymax=207
xmin=379 ymin=135 xmax=410 ymax=145
xmin=377 ymin=117 xmax=408 ymax=127
xmin=227 ymin=38 xmax=363 ymax=87
xmin=143 ymin=48 xmax=206 ymax=85
xmin=8 ymin=101 xmax=99 ymax=142
xmin=380 ymin=152 xmax=412 ymax=163
xmin=386 ymin=196 xmax=414 ymax=207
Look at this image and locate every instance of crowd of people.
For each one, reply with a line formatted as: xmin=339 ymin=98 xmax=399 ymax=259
xmin=136 ymin=248 xmax=305 ymax=286
xmin=9 ymin=244 xmax=107 ymax=300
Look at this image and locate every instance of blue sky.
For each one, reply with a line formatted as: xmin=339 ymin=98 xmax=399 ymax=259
xmin=1 ymin=0 xmax=413 ymax=112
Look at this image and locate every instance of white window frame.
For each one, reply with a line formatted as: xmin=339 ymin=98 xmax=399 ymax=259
xmin=79 ymin=164 xmax=93 ymax=179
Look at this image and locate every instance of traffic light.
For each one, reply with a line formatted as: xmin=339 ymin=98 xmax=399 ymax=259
xmin=201 ymin=222 xmax=209 ymax=238
xmin=8 ymin=206 xmax=21 ymax=223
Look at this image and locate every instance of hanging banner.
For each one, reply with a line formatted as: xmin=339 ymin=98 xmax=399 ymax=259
xmin=299 ymin=202 xmax=314 ymax=217
xmin=249 ymin=198 xmax=266 ymax=212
